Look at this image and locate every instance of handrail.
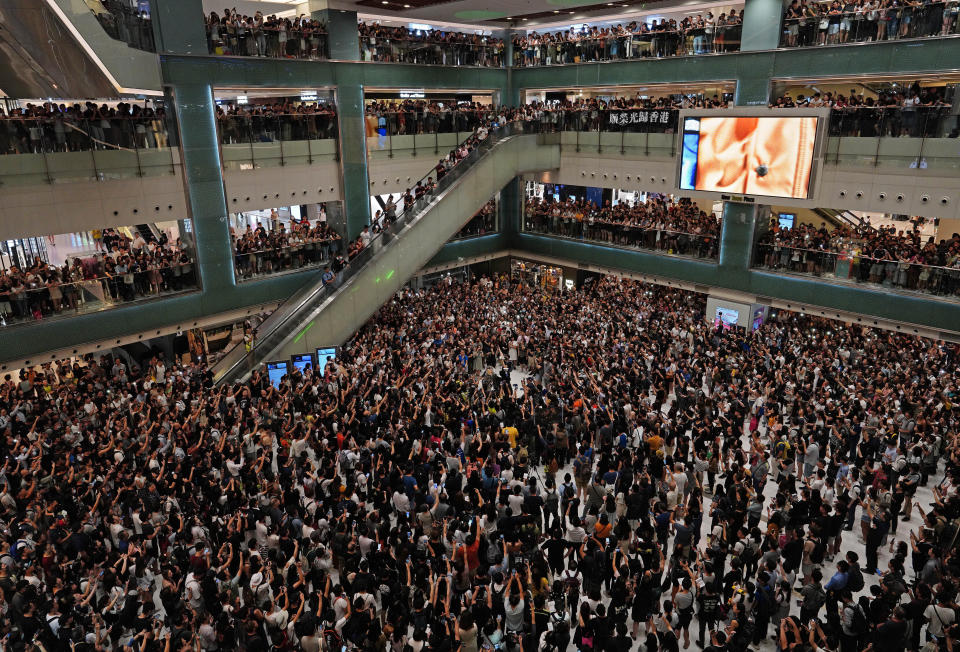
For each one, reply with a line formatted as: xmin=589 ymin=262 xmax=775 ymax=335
xmin=779 ymin=4 xmax=960 ymax=46
xmin=756 ymin=242 xmax=957 ymax=268
xmin=513 ymin=25 xmax=743 ymax=65
xmin=211 ymin=121 xmax=536 ymax=384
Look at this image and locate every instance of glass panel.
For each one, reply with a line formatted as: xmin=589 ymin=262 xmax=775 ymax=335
xmin=358 ymin=24 xmax=504 ymax=66
xmin=207 ymin=17 xmax=328 ymax=60
xmin=779 ymin=3 xmax=959 ymax=48
xmin=0 ymin=108 xmax=177 ymax=185
xmin=512 ymin=12 xmax=742 ymax=67
xmin=88 ymin=2 xmax=156 ymax=52
xmin=753 ymin=243 xmax=960 ymax=299
xmin=523 ymin=195 xmax=719 ymax=260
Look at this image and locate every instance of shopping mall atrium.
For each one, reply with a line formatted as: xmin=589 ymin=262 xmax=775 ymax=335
xmin=0 ymin=0 xmax=958 ymax=650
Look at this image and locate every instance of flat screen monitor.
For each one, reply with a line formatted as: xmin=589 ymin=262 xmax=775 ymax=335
xmin=679 ymin=115 xmax=820 ymax=199
xmin=316 ymin=347 xmax=337 ymax=374
xmin=778 ymin=212 xmax=796 ymax=229
xmin=266 ymin=361 xmax=290 ymax=388
xmin=291 ymin=353 xmax=314 ymax=374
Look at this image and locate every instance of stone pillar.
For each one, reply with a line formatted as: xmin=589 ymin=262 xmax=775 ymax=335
xmin=171 ymin=83 xmax=237 ymax=306
xmin=719 ymin=201 xmax=759 ymax=284
xmin=148 ymin=0 xmax=207 ymax=54
xmin=740 ymin=0 xmax=787 ymax=51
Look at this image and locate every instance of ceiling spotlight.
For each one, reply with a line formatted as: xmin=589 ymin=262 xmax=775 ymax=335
xmin=553 ymin=9 xmax=560 ymax=12
xmin=381 ymin=1 xmax=388 ymax=4
xmin=569 ymin=10 xmax=575 ymax=13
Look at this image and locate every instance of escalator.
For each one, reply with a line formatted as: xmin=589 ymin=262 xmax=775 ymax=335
xmin=211 ymin=123 xmax=560 ymax=385
xmin=814 ymin=208 xmax=873 ymax=231
xmin=0 ymin=0 xmax=162 ymax=98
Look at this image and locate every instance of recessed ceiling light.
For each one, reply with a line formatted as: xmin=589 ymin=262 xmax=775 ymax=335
xmin=381 ymin=1 xmax=388 ymax=4
xmin=569 ymin=10 xmax=575 ymax=13
xmin=553 ymin=9 xmax=560 ymax=12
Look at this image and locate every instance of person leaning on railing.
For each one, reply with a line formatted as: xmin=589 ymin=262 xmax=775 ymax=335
xmin=523 ymin=195 xmax=719 ymax=257
xmin=757 ymin=221 xmax=960 ymax=295
xmin=231 ymin=221 xmax=341 ymax=279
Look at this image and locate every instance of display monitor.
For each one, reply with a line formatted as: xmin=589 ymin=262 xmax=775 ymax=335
xmin=316 ymin=347 xmax=337 ymax=374
xmin=266 ymin=361 xmax=290 ymax=388
xmin=679 ymin=114 xmax=821 ymax=200
xmin=291 ymin=353 xmax=314 ymax=374
xmin=778 ymin=212 xmax=797 ymax=230
xmin=714 ymin=307 xmax=740 ymax=330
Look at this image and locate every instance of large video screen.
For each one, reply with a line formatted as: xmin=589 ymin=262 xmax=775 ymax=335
xmin=679 ymin=116 xmax=819 ymax=199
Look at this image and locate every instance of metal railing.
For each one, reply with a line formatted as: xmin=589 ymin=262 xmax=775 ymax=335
xmin=207 ymin=24 xmax=328 ymax=59
xmin=211 ymin=121 xmax=538 ymax=384
xmin=0 ymin=262 xmax=196 ymax=327
xmin=0 ymin=116 xmax=178 ymax=185
xmin=232 ymin=238 xmax=342 ymax=281
xmin=754 ymin=242 xmax=960 ymax=298
xmin=524 ymin=216 xmax=719 ymax=259
xmin=359 ymin=37 xmax=504 ymax=66
xmin=513 ymin=25 xmax=742 ymax=66
xmin=826 ymin=105 xmax=955 ymax=138
xmin=217 ymin=113 xmax=338 ymax=144
xmin=779 ymin=4 xmax=960 ymax=48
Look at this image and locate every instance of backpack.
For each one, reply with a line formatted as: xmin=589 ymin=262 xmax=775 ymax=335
xmin=774 ymin=439 xmax=792 ymax=461
xmin=848 ymin=604 xmax=869 ymax=636
xmin=809 ymin=537 xmax=826 ymax=565
xmin=846 ymin=564 xmax=864 ymax=592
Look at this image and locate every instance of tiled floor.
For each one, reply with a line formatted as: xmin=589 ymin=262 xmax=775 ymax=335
xmin=505 ymin=368 xmax=941 ymax=651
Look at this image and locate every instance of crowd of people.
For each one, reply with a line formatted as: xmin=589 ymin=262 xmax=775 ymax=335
xmin=525 ymin=195 xmax=721 ymax=259
xmin=358 ymin=23 xmax=504 ymax=67
xmin=0 ymin=228 xmax=194 ymax=325
xmin=513 ymin=12 xmax=743 ymax=66
xmin=88 ymin=0 xmax=155 ymax=52
xmin=0 ymin=273 xmax=958 ymax=652
xmin=364 ymin=102 xmax=497 ymax=138
xmin=781 ymin=0 xmax=960 ymax=47
xmin=206 ymin=10 xmax=328 ymax=60
xmin=452 ymin=201 xmax=498 ymax=240
xmin=756 ymin=220 xmax=960 ymax=296
xmin=0 ymin=102 xmax=170 ymax=155
xmin=769 ymin=85 xmax=955 ymax=138
xmin=216 ymin=102 xmax=338 ymax=145
xmin=231 ymin=220 xmax=342 ymax=281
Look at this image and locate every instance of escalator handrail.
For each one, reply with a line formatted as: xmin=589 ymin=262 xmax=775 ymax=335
xmin=212 ymin=120 xmax=536 ymax=384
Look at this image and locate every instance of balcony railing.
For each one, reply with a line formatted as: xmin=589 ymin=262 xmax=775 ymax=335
xmin=754 ymin=243 xmax=960 ymax=299
xmin=513 ymin=25 xmax=742 ymax=67
xmin=779 ymin=4 xmax=960 ymax=48
xmin=207 ymin=25 xmax=328 ymax=60
xmin=359 ymin=37 xmax=503 ymax=66
xmin=525 ymin=215 xmax=719 ymax=260
xmin=0 ymin=116 xmax=177 ymax=185
xmin=0 ymin=262 xmax=197 ymax=328
xmin=217 ymin=113 xmax=338 ymax=169
xmin=232 ymin=238 xmax=342 ymax=281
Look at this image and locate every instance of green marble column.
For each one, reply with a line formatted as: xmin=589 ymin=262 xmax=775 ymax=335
xmin=333 ymin=81 xmax=371 ymax=241
xmin=718 ymin=201 xmax=758 ymax=285
xmin=312 ymin=9 xmax=361 ymax=60
xmin=500 ymin=178 xmax=524 ymax=241
xmin=740 ymin=0 xmax=786 ymax=51
xmin=148 ymin=0 xmax=207 ymax=54
xmin=172 ymin=83 xmax=236 ymax=306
